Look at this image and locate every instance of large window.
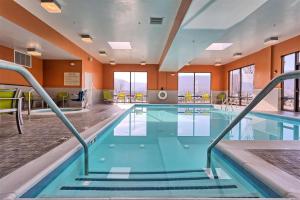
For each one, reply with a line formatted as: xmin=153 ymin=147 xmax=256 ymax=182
xmin=229 ymin=65 xmax=255 ymax=105
xmin=178 ymin=73 xmax=211 ymax=103
xmin=114 ymin=72 xmax=147 ymax=103
xmin=282 ymin=52 xmax=300 ymax=111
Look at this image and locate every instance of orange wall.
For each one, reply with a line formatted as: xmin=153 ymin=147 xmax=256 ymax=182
xmin=102 ymin=64 xmax=223 ymax=91
xmin=0 ymin=45 xmax=43 ymax=86
xmin=43 ymin=60 xmax=82 ymax=88
xmin=103 ymin=64 xmax=159 ymax=90
xmin=0 ymin=1 xmax=103 ymax=89
xmin=272 ymin=35 xmax=300 ymax=78
xmin=222 ymin=34 xmax=300 ymax=90
xmin=82 ymin=59 xmax=103 ymax=89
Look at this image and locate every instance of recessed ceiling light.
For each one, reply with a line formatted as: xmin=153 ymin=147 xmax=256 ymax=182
xmin=214 ymin=62 xmax=222 ymax=67
xmin=140 ymin=61 xmax=146 ymax=66
xmin=99 ymin=51 xmax=107 ymax=56
xmin=233 ymin=53 xmax=242 ymax=58
xmin=206 ymin=43 xmax=233 ymax=51
xmin=81 ymin=35 xmax=93 ymax=43
xmin=264 ymin=36 xmax=279 ymax=46
xmin=27 ymin=48 xmax=42 ymax=57
xmin=108 ymin=42 xmax=132 ymax=50
xmin=110 ymin=61 xmax=116 ymax=65
xmin=186 ymin=61 xmax=192 ymax=66
xmin=40 ymin=0 xmax=61 ymax=13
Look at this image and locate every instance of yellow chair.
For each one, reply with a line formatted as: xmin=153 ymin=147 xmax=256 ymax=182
xmin=117 ymin=92 xmax=126 ymax=103
xmin=184 ymin=91 xmax=193 ymax=103
xmin=103 ymin=90 xmax=113 ymax=103
xmin=134 ymin=93 xmax=144 ymax=102
xmin=0 ymin=89 xmax=23 ymax=134
xmin=56 ymin=92 xmax=70 ymax=107
xmin=202 ymin=93 xmax=210 ymax=103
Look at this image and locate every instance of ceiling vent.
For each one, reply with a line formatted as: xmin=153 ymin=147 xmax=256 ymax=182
xmin=150 ymin=17 xmax=163 ymax=25
xmin=14 ymin=50 xmax=32 ymax=68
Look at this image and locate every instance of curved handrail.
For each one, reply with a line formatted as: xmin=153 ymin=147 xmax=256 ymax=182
xmin=0 ymin=60 xmax=89 ymax=175
xmin=207 ymin=70 xmax=300 ymax=168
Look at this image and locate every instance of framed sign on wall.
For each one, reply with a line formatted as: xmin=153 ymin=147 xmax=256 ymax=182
xmin=64 ymin=72 xmax=80 ymax=86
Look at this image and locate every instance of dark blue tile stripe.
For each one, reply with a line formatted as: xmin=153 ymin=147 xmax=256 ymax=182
xmin=75 ymin=176 xmax=219 ymax=182
xmin=60 ymin=185 xmax=237 ymax=191
xmin=89 ymin=169 xmax=205 ymax=175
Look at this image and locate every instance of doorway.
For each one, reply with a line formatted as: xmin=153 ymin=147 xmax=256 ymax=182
xmin=281 ymin=52 xmax=300 ymax=111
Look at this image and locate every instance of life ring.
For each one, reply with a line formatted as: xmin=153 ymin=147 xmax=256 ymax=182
xmin=158 ymin=90 xmax=168 ymax=100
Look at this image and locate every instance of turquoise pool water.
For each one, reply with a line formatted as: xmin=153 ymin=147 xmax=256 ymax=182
xmin=22 ymin=104 xmax=300 ymax=198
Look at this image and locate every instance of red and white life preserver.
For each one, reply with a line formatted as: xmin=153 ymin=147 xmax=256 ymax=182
xmin=158 ymin=90 xmax=168 ymax=100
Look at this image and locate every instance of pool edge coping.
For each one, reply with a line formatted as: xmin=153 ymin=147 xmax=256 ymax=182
xmin=216 ymin=141 xmax=300 ymax=199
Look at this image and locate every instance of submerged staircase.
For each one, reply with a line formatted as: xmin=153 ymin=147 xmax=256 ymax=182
xmin=58 ymin=169 xmax=260 ymax=198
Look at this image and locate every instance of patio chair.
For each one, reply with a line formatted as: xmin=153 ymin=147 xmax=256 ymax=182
xmin=117 ymin=92 xmax=126 ymax=103
xmin=0 ymin=88 xmax=23 ymax=134
xmin=56 ymin=92 xmax=70 ymax=107
xmin=134 ymin=93 xmax=144 ymax=102
xmin=103 ymin=90 xmax=113 ymax=103
xmin=216 ymin=92 xmax=226 ymax=104
xmin=184 ymin=91 xmax=193 ymax=103
xmin=23 ymin=90 xmax=44 ymax=115
xmin=202 ymin=93 xmax=210 ymax=103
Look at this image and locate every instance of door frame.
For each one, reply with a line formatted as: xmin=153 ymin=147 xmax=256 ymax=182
xmin=281 ymin=52 xmax=300 ymax=112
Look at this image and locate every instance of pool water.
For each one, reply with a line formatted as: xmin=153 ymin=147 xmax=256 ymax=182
xmin=22 ymin=104 xmax=300 ymax=198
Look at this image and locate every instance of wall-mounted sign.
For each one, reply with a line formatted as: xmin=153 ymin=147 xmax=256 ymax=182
xmin=64 ymin=72 xmax=80 ymax=86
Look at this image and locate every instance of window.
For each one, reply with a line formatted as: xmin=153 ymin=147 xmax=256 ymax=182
xmin=281 ymin=52 xmax=300 ymax=111
xmin=114 ymin=72 xmax=147 ymax=103
xmin=229 ymin=65 xmax=255 ymax=105
xmin=178 ymin=73 xmax=211 ymax=103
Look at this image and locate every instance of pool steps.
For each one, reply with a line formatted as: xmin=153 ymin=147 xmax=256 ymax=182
xmin=55 ymin=169 xmax=260 ymax=198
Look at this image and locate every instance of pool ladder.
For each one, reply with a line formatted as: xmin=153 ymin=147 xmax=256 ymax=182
xmin=207 ymin=70 xmax=300 ymax=168
xmin=0 ymin=60 xmax=89 ymax=175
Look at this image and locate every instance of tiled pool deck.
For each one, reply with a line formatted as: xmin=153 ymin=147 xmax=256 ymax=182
xmin=0 ymin=104 xmax=128 ymax=178
xmin=250 ymin=150 xmax=300 ymax=179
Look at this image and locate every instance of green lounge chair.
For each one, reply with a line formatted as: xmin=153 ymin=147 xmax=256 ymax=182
xmin=0 ymin=88 xmax=23 ymax=134
xmin=103 ymin=90 xmax=113 ymax=103
xmin=217 ymin=92 xmax=226 ymax=104
xmin=56 ymin=92 xmax=70 ymax=107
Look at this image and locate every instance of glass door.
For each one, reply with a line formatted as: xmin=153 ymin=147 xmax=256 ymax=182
xmin=282 ymin=53 xmax=297 ymax=111
xmin=178 ymin=73 xmax=195 ymax=103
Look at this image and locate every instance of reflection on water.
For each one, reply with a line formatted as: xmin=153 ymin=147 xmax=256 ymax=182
xmin=113 ymin=106 xmax=300 ymax=141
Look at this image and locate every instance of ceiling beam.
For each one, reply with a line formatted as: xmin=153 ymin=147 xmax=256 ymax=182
xmin=158 ymin=0 xmax=192 ymax=67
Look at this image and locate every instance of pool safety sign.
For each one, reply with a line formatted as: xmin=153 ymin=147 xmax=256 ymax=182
xmin=64 ymin=72 xmax=80 ymax=86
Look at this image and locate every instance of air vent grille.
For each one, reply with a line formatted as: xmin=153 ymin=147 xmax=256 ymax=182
xmin=14 ymin=50 xmax=31 ymax=68
xmin=99 ymin=51 xmax=106 ymax=55
xmin=150 ymin=17 xmax=163 ymax=25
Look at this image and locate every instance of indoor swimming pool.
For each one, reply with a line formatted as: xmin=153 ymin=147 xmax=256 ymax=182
xmin=22 ymin=104 xmax=300 ymax=198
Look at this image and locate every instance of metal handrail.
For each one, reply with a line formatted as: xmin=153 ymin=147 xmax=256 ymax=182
xmin=207 ymin=70 xmax=300 ymax=168
xmin=0 ymin=60 xmax=89 ymax=175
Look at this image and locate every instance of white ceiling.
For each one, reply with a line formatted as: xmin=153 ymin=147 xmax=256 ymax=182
xmin=15 ymin=0 xmax=181 ymax=64
xmin=11 ymin=0 xmax=300 ymax=71
xmin=0 ymin=17 xmax=78 ymax=60
xmin=161 ymin=0 xmax=300 ymax=71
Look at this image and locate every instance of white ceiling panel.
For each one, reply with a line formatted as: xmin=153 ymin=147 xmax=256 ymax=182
xmin=192 ymin=0 xmax=300 ymax=65
xmin=0 ymin=17 xmax=78 ymax=60
xmin=161 ymin=0 xmax=300 ymax=71
xmin=183 ymin=0 xmax=268 ymax=30
xmin=15 ymin=0 xmax=181 ymax=64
